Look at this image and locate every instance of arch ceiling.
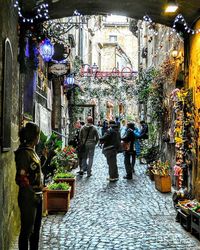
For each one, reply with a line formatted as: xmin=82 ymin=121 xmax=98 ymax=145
xmin=25 ymin=0 xmax=200 ymax=27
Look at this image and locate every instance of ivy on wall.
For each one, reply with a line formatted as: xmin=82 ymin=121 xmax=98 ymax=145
xmin=135 ymin=58 xmax=176 ymax=122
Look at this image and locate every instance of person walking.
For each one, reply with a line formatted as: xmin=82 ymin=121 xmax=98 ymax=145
xmin=140 ymin=120 xmax=148 ymax=139
xmin=100 ymin=120 xmax=121 ymax=181
xmin=72 ymin=121 xmax=85 ymax=175
xmin=121 ymin=122 xmax=136 ymax=179
xmin=79 ymin=116 xmax=99 ymax=177
xmin=15 ymin=122 xmax=43 ymax=250
xmin=120 ymin=119 xmax=127 ymax=138
xmin=102 ymin=119 xmax=108 ymax=136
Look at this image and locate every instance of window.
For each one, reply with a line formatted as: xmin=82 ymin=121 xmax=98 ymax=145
xmin=1 ymin=38 xmax=13 ymax=151
xmin=109 ymin=35 xmax=117 ymax=43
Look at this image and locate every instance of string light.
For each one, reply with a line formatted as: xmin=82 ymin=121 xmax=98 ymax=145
xmin=14 ymin=0 xmax=49 ymax=23
xmin=173 ymin=14 xmax=200 ymax=34
xmin=143 ymin=14 xmax=200 ymax=36
xmin=141 ymin=16 xmax=184 ymax=62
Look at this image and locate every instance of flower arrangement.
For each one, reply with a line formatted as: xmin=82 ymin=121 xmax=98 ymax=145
xmin=62 ymin=146 xmax=77 ymax=159
xmin=50 ymin=145 xmax=78 ymax=172
xmin=151 ymin=160 xmax=170 ymax=176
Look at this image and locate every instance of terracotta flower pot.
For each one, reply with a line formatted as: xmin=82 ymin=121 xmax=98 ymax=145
xmin=54 ymin=178 xmax=76 ymax=199
xmin=47 ymin=188 xmax=71 ymax=213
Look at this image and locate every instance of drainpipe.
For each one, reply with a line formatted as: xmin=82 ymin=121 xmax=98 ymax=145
xmin=78 ymin=17 xmax=83 ymax=60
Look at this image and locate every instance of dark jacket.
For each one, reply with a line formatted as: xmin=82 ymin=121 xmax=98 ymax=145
xmin=140 ymin=123 xmax=148 ymax=139
xmin=121 ymin=128 xmax=135 ymax=152
xmin=100 ymin=126 xmax=121 ymax=152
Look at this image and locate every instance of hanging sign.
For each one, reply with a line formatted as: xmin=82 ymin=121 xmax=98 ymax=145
xmin=49 ymin=63 xmax=68 ymax=76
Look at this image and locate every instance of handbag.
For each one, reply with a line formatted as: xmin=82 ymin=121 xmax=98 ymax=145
xmin=121 ymin=141 xmax=131 ymax=151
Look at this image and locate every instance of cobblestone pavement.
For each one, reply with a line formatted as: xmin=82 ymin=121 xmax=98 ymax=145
xmin=11 ymin=148 xmax=200 ymax=250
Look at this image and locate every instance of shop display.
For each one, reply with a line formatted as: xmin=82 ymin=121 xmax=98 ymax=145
xmin=170 ymin=88 xmax=196 ymax=190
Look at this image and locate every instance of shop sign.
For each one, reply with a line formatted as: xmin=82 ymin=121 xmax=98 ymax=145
xmin=49 ymin=63 xmax=68 ymax=76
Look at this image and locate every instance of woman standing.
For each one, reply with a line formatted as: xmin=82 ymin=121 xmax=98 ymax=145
xmin=15 ymin=122 xmax=42 ymax=250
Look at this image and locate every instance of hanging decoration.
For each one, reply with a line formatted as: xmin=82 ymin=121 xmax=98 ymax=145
xmin=143 ymin=14 xmax=200 ymax=35
xmin=39 ymin=38 xmax=54 ymax=62
xmin=170 ymin=88 xmax=196 ymax=190
xmin=14 ymin=1 xmax=49 ymax=23
xmin=172 ymin=14 xmax=200 ymax=35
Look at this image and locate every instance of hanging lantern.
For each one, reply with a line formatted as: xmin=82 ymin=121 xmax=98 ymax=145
xmin=64 ymin=74 xmax=75 ymax=86
xmin=39 ymin=38 xmax=54 ymax=62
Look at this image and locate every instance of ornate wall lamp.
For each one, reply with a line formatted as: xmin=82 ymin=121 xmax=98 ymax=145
xmin=171 ymin=49 xmax=178 ymax=59
xmin=39 ymin=38 xmax=54 ymax=62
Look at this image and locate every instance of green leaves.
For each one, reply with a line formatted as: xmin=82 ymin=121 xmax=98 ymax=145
xmin=48 ymin=182 xmax=70 ymax=191
xmin=135 ymin=67 xmax=158 ymax=104
xmin=53 ymin=172 xmax=75 ymax=179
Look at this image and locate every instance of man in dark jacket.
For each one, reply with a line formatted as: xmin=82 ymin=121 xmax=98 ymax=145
xmin=79 ymin=116 xmax=99 ymax=177
xmin=121 ymin=122 xmax=136 ymax=179
xmin=100 ymin=120 xmax=121 ymax=181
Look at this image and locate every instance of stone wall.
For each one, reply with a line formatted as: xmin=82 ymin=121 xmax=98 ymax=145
xmin=0 ymin=0 xmax=20 ymax=249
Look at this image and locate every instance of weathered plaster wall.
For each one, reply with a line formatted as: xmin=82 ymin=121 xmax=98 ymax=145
xmin=101 ymin=25 xmax=138 ymax=70
xmin=0 ymin=0 xmax=20 ymax=249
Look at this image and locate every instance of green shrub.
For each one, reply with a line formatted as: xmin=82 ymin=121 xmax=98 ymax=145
xmin=53 ymin=172 xmax=75 ymax=179
xmin=48 ymin=182 xmax=70 ymax=190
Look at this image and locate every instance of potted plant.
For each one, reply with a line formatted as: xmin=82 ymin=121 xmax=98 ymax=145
xmin=47 ymin=182 xmax=71 ymax=213
xmin=53 ymin=172 xmax=76 ymax=199
xmin=152 ymin=160 xmax=171 ymax=193
xmin=62 ymin=146 xmax=78 ymax=169
xmin=50 ymin=146 xmax=78 ymax=174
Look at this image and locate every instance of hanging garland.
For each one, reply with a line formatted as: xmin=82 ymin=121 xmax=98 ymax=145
xmin=79 ymin=76 xmax=135 ymax=104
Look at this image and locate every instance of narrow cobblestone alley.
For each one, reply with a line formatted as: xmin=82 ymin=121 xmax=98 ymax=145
xmin=39 ymin=148 xmax=200 ymax=250
xmin=12 ymin=148 xmax=200 ymax=250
